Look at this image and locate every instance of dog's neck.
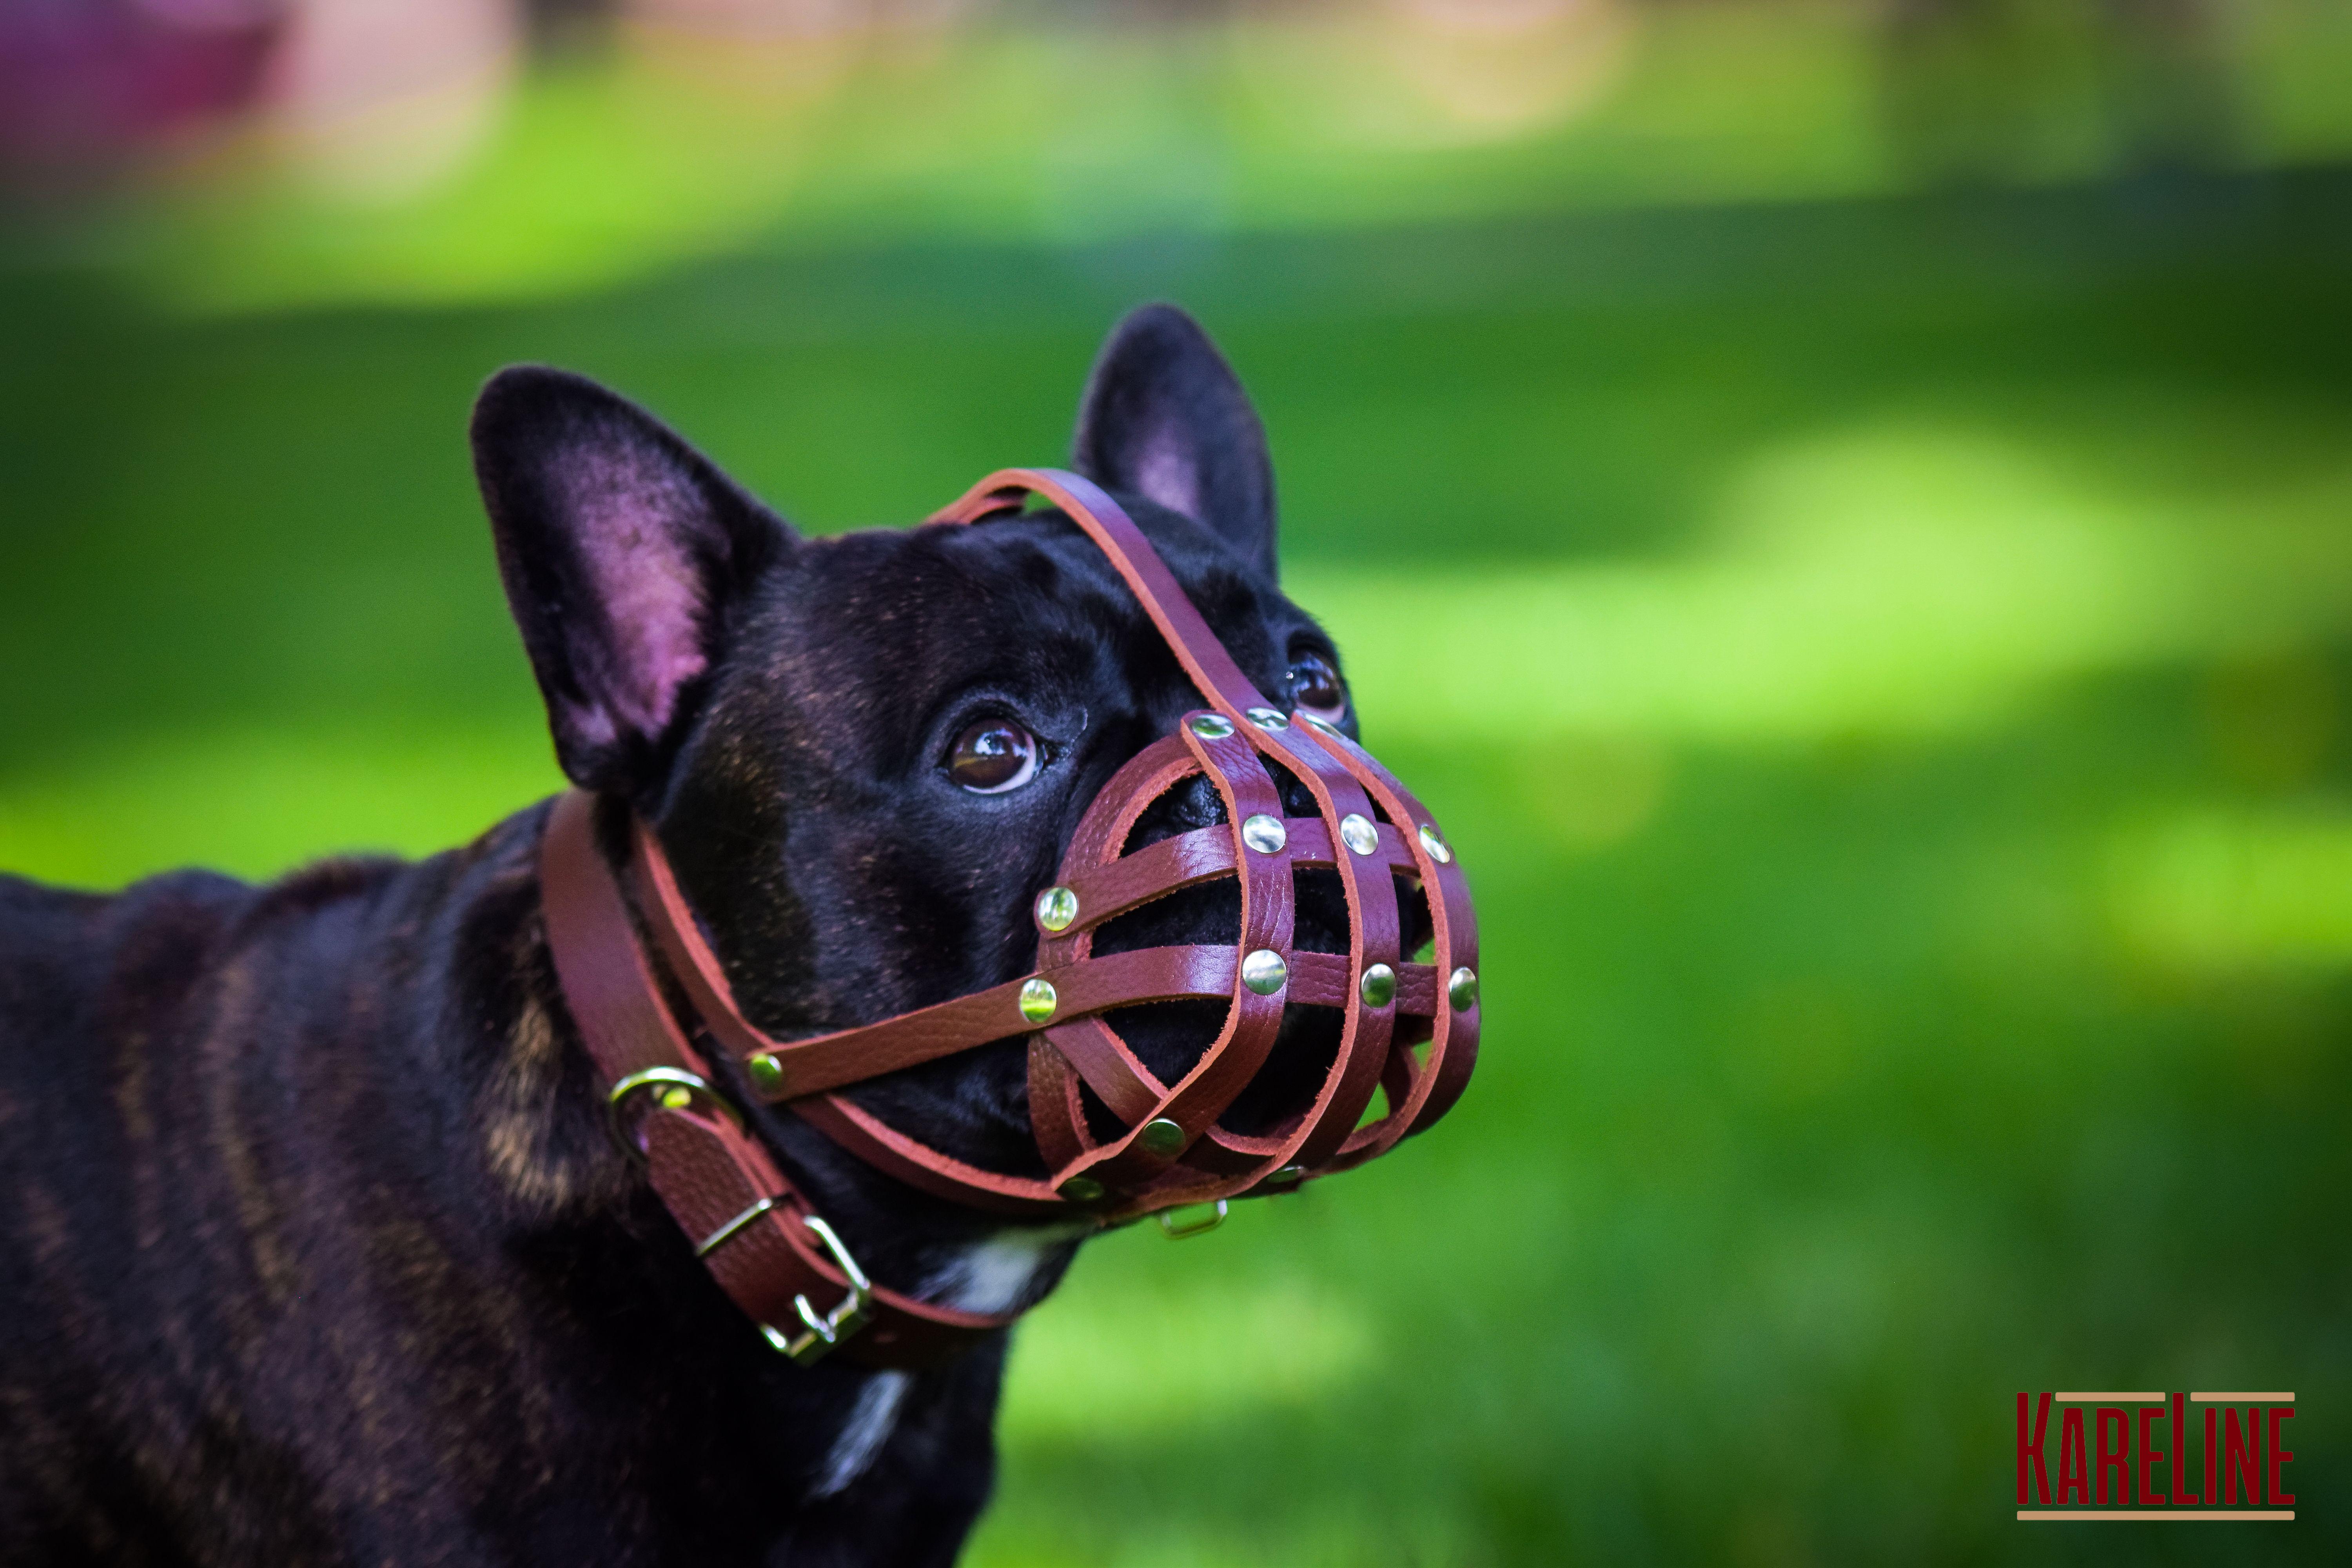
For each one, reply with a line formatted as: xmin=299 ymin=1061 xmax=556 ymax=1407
xmin=411 ymin=797 xmax=1084 ymax=1499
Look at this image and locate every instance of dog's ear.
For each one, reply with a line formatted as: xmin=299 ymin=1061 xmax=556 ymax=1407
xmin=471 ymin=365 xmax=790 ymax=797
xmin=1071 ymin=303 xmax=1278 ymax=578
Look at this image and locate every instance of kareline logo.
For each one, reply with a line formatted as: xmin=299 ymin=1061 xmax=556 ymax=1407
xmin=2016 ymin=1392 xmax=2296 ymax=1521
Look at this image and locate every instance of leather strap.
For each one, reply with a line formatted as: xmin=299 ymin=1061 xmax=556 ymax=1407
xmin=539 ymin=790 xmax=1014 ymax=1368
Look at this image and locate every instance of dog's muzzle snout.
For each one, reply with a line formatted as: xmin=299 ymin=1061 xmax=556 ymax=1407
xmin=1012 ymin=690 xmax=1476 ymax=1216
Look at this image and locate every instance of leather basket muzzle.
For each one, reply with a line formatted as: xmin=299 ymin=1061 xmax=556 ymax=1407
xmin=1021 ymin=649 xmax=1479 ymax=1218
xmin=541 ymin=468 xmax=1478 ymax=1365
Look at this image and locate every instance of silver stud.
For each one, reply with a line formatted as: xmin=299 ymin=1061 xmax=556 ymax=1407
xmin=1266 ymin=1163 xmax=1307 ymax=1187
xmin=1018 ymin=976 xmax=1058 ymax=1024
xmin=1058 ymin=1175 xmax=1105 ymax=1203
xmin=1240 ymin=813 xmax=1287 ymax=854
xmin=1139 ymin=1117 xmax=1186 ymax=1157
xmin=1247 ymin=706 xmax=1289 ymax=731
xmin=1339 ymin=813 xmax=1378 ymax=857
xmin=1187 ymin=712 xmax=1235 ymax=739
xmin=1448 ymin=966 xmax=1479 ymax=1011
xmin=1034 ymin=885 xmax=1079 ymax=933
xmin=1358 ymin=963 xmax=1396 ymax=1007
xmin=1241 ymin=948 xmax=1288 ymax=995
xmin=1418 ymin=822 xmax=1452 ymax=864
xmin=1300 ymin=713 xmax=1338 ymax=733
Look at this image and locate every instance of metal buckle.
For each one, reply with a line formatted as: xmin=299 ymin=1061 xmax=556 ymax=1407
xmin=760 ymin=1215 xmax=874 ymax=1367
xmin=606 ymin=1071 xmax=869 ymax=1367
xmin=1155 ymin=1200 xmax=1228 ymax=1240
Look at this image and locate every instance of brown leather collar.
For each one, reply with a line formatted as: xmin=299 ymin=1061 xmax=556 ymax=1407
xmin=539 ymin=468 xmax=1479 ymax=1369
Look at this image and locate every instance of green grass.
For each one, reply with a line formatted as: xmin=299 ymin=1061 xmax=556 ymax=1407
xmin=4 ymin=177 xmax=2348 ymax=1563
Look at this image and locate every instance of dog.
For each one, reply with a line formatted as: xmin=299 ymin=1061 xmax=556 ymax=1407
xmin=0 ymin=305 xmax=1395 ymax=1566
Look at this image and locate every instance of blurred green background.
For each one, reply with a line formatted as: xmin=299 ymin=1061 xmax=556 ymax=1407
xmin=4 ymin=0 xmax=2348 ymax=1562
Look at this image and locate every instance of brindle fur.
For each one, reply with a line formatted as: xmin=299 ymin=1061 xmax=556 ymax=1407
xmin=0 ymin=307 xmax=1384 ymax=1565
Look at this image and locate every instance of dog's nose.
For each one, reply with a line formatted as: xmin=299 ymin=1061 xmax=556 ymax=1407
xmin=1125 ymin=772 xmax=1227 ymax=850
xmin=1275 ymin=771 xmax=1318 ymax=819
xmin=1171 ymin=773 xmax=1227 ymax=829
xmin=1127 ymin=752 xmax=1324 ymax=844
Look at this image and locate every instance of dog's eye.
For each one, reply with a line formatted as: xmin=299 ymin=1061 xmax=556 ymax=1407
xmin=1287 ymin=653 xmax=1348 ymax=726
xmin=947 ymin=718 xmax=1040 ymax=793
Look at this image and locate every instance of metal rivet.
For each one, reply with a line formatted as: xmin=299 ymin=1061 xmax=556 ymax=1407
xmin=1187 ymin=713 xmax=1235 ymax=739
xmin=1139 ymin=1117 xmax=1186 ymax=1156
xmin=1034 ymin=885 xmax=1079 ymax=933
xmin=746 ymin=1054 xmax=785 ymax=1096
xmin=1448 ymin=966 xmax=1479 ymax=1011
xmin=660 ymin=1085 xmax=693 ymax=1111
xmin=1359 ymin=963 xmax=1396 ymax=1007
xmin=1247 ymin=706 xmax=1289 ymax=731
xmin=1058 ymin=1175 xmax=1105 ymax=1203
xmin=1339 ymin=813 xmax=1378 ymax=857
xmin=1267 ymin=1163 xmax=1307 ymax=1186
xmin=1241 ymin=948 xmax=1287 ymax=995
xmin=1418 ymin=822 xmax=1452 ymax=864
xmin=1301 ymin=713 xmax=1338 ymax=733
xmin=1018 ymin=976 xmax=1058 ymax=1024
xmin=1240 ymin=813 xmax=1287 ymax=854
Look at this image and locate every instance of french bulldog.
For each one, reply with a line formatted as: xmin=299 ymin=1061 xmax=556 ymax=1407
xmin=0 ymin=304 xmax=1389 ymax=1566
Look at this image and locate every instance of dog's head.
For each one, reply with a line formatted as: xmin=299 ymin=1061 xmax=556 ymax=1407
xmin=473 ymin=306 xmax=1416 ymax=1290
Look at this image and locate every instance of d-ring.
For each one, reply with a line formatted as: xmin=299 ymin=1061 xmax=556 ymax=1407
xmin=761 ymin=1214 xmax=875 ymax=1367
xmin=606 ymin=1066 xmax=730 ymax=1156
xmin=1156 ymin=1200 xmax=1228 ymax=1240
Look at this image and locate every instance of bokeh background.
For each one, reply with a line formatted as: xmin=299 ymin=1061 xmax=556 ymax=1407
xmin=4 ymin=0 xmax=2349 ymax=1562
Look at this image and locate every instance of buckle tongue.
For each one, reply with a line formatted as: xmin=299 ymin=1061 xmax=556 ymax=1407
xmin=761 ymin=1214 xmax=874 ymax=1366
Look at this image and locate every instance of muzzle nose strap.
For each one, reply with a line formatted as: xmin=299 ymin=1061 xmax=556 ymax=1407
xmin=928 ymin=469 xmax=1279 ymax=722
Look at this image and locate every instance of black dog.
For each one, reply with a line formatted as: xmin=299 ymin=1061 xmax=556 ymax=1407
xmin=0 ymin=305 xmax=1378 ymax=1566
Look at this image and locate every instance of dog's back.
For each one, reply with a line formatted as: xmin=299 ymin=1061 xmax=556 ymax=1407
xmin=0 ymin=832 xmax=902 ymax=1567
xmin=0 ymin=867 xmax=261 ymax=1241
xmin=0 ymin=865 xmax=279 ymax=1556
xmin=0 ymin=851 xmax=566 ymax=1563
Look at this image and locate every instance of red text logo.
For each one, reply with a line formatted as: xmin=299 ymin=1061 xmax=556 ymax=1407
xmin=2016 ymin=1392 xmax=2295 ymax=1521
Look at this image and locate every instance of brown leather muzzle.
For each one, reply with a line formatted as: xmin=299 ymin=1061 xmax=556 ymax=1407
xmin=541 ymin=468 xmax=1479 ymax=1368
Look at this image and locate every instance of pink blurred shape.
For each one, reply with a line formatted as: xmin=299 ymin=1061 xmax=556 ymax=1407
xmin=0 ymin=0 xmax=287 ymax=179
